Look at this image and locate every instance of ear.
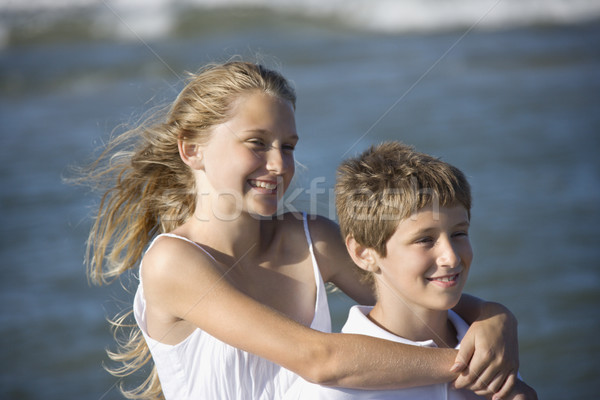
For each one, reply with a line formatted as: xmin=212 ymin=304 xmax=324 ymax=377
xmin=345 ymin=236 xmax=380 ymax=273
xmin=178 ymin=140 xmax=204 ymax=170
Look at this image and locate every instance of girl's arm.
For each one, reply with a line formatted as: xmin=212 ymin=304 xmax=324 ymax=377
xmin=310 ymin=215 xmax=519 ymax=396
xmin=142 ymin=236 xmax=459 ymax=389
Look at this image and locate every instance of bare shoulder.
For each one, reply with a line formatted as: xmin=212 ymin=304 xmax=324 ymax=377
xmin=302 ymin=214 xmax=375 ymax=304
xmin=304 ymin=214 xmax=342 ymax=241
xmin=275 ymin=211 xmax=309 ymax=236
xmin=302 ymin=214 xmax=348 ymax=282
xmin=276 ymin=213 xmax=343 ymax=251
xmin=140 ymin=235 xmax=220 ymax=312
xmin=272 ymin=212 xmax=313 ymax=260
xmin=142 ymin=235 xmax=214 ymax=279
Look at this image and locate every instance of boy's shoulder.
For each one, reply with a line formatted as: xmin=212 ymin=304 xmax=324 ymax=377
xmin=342 ymin=306 xmax=471 ymax=349
xmin=341 ymin=305 xmax=417 ymax=345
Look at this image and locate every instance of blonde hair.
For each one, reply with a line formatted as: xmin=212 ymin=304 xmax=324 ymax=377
xmin=335 ymin=141 xmax=471 ymax=286
xmin=80 ymin=61 xmax=296 ymax=399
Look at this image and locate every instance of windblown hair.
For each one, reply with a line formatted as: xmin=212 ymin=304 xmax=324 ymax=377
xmin=80 ymin=61 xmax=296 ymax=399
xmin=335 ymin=141 xmax=471 ymax=286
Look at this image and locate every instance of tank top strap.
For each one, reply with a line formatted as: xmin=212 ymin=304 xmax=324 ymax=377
xmin=139 ymin=233 xmax=217 ymax=285
xmin=302 ymin=212 xmax=331 ymax=332
xmin=149 ymin=233 xmax=217 ymax=262
xmin=152 ymin=233 xmax=217 ymax=261
xmin=301 ymin=212 xmax=319 ymax=281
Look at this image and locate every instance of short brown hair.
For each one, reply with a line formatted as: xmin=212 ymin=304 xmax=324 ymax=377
xmin=335 ymin=141 xmax=471 ymax=260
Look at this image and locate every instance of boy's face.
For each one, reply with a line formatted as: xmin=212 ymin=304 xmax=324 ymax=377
xmin=373 ymin=205 xmax=472 ymax=313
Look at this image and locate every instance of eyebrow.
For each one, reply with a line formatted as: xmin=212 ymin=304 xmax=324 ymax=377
xmin=454 ymin=221 xmax=470 ymax=228
xmin=408 ymin=220 xmax=470 ymax=237
xmin=242 ymin=129 xmax=299 ymax=141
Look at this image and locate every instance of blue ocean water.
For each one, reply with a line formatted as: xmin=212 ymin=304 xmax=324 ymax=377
xmin=1 ymin=1 xmax=599 ymax=399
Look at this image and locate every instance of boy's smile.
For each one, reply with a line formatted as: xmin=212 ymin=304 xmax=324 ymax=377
xmin=426 ymin=272 xmax=462 ymax=288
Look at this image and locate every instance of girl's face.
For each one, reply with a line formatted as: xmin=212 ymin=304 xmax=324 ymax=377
xmin=199 ymin=91 xmax=298 ymax=219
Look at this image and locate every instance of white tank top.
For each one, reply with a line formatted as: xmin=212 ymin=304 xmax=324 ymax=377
xmin=133 ymin=213 xmax=332 ymax=399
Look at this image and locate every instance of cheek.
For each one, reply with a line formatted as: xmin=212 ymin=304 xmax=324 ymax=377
xmin=285 ymin=153 xmax=295 ymax=170
xmin=461 ymin=242 xmax=474 ymax=266
xmin=383 ymin=249 xmax=431 ymax=279
xmin=282 ymin=155 xmax=295 ymax=182
xmin=287 ymin=160 xmax=295 ymax=180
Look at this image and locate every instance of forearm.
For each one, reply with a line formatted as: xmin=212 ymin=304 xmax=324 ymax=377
xmin=453 ymin=293 xmax=516 ymax=326
xmin=308 ymin=332 xmax=459 ymax=389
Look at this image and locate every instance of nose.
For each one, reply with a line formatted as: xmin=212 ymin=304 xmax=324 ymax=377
xmin=266 ymin=147 xmax=290 ymax=174
xmin=437 ymin=237 xmax=461 ymax=268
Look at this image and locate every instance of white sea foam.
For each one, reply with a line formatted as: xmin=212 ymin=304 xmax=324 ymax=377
xmin=1 ymin=0 xmax=599 ymax=43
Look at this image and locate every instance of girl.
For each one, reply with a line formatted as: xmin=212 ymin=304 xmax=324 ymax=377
xmin=84 ymin=61 xmax=519 ymax=399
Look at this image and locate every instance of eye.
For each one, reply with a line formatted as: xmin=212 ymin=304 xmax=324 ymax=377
xmin=452 ymin=230 xmax=469 ymax=238
xmin=415 ymin=237 xmax=434 ymax=246
xmin=282 ymin=143 xmax=296 ymax=152
xmin=247 ymin=138 xmax=266 ymax=148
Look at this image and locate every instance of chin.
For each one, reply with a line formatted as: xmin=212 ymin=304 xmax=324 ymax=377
xmin=446 ymin=295 xmax=462 ymax=310
xmin=432 ymin=295 xmax=462 ymax=312
xmin=248 ymin=206 xmax=279 ymax=219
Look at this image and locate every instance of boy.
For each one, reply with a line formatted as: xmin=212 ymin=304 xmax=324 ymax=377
xmin=284 ymin=141 xmax=536 ymax=399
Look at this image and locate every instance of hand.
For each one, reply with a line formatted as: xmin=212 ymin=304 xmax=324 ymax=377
xmin=451 ymin=302 xmax=519 ymax=398
xmin=500 ymin=380 xmax=538 ymax=400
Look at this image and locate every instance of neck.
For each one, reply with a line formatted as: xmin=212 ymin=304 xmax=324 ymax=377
xmin=369 ymin=294 xmax=457 ymax=348
xmin=177 ymin=202 xmax=275 ymax=260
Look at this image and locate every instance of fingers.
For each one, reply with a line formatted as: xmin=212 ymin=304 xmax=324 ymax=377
xmin=493 ymin=378 xmax=538 ymax=400
xmin=453 ymin=367 xmax=500 ymax=393
xmin=468 ymin=370 xmax=509 ymax=397
xmin=469 ymin=360 xmax=505 ymax=393
xmin=491 ymin=372 xmax=517 ymax=400
xmin=486 ymin=371 xmax=509 ymax=394
xmin=452 ymin=331 xmax=475 ymax=374
xmin=453 ymin=346 xmax=495 ymax=389
xmin=452 ymin=355 xmax=516 ymax=397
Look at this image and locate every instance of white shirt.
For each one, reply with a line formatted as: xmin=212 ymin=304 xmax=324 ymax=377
xmin=283 ymin=305 xmax=483 ymax=400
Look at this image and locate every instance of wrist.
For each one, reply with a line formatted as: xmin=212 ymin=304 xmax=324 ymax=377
xmin=479 ymin=301 xmax=517 ymax=328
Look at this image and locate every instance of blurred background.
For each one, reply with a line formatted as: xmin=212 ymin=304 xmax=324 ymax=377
xmin=1 ymin=0 xmax=599 ymax=399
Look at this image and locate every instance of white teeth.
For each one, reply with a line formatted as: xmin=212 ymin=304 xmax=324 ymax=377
xmin=432 ymin=275 xmax=457 ymax=282
xmin=251 ymin=180 xmax=276 ymax=190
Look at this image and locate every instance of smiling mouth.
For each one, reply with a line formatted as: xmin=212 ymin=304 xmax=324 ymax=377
xmin=427 ymin=274 xmax=459 ymax=283
xmin=249 ymin=179 xmax=277 ymax=191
